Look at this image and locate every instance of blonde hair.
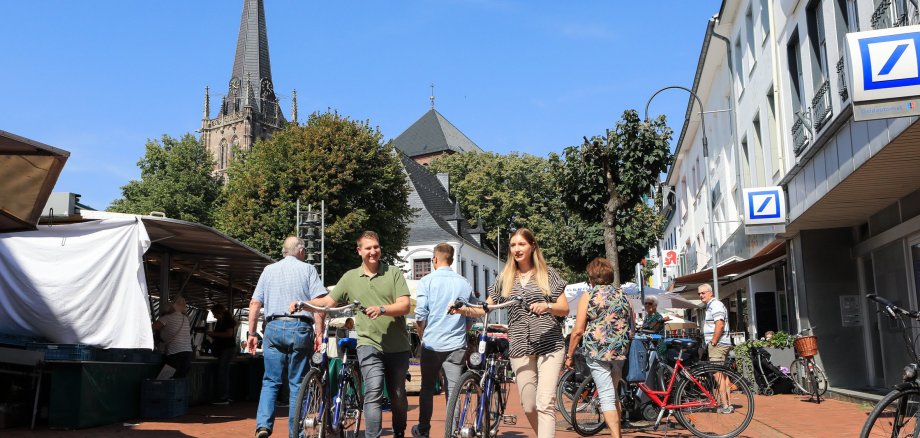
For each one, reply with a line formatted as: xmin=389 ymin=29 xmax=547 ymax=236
xmin=497 ymin=228 xmax=550 ymax=298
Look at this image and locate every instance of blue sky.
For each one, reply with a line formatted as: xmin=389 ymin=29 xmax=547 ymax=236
xmin=1 ymin=1 xmax=721 ymax=210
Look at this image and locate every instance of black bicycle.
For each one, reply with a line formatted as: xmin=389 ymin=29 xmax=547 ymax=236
xmin=860 ymin=294 xmax=920 ymax=437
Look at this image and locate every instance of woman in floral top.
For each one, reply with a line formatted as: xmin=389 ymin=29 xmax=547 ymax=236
xmin=565 ymin=258 xmax=632 ymax=438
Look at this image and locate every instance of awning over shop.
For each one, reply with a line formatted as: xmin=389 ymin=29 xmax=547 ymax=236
xmin=0 ymin=130 xmax=69 ymax=232
xmin=671 ymin=239 xmax=786 ymax=288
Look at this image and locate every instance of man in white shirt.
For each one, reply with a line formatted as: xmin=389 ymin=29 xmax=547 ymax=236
xmin=562 ymin=282 xmax=589 ymax=338
xmin=698 ymin=283 xmax=733 ymax=414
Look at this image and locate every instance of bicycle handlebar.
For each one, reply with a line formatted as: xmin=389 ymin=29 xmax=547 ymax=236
xmin=867 ymin=294 xmax=919 ymax=319
xmin=296 ymin=300 xmax=363 ymax=313
xmin=450 ymin=296 xmax=522 ymax=314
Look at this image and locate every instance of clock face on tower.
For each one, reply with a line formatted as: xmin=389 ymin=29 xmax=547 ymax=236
xmin=260 ymin=78 xmax=275 ymax=101
xmin=229 ymin=77 xmax=241 ymax=92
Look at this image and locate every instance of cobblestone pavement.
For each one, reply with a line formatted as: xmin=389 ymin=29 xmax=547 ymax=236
xmin=5 ymin=390 xmax=872 ymax=437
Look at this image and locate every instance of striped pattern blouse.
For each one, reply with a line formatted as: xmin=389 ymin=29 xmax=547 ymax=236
xmin=488 ymin=267 xmax=567 ymax=358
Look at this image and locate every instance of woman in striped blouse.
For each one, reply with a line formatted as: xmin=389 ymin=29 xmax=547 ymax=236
xmin=455 ymin=228 xmax=569 ymax=437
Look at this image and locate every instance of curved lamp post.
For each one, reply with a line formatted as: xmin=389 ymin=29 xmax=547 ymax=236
xmin=645 ymin=85 xmax=721 ymax=300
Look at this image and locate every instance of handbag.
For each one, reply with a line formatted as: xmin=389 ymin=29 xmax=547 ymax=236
xmin=624 ymin=337 xmax=650 ymax=383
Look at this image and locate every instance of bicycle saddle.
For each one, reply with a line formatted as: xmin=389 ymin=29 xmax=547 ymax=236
xmin=667 ymin=338 xmax=699 ymax=350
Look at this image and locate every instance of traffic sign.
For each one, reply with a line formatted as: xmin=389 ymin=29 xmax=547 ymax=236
xmin=742 ymin=186 xmax=786 ymax=226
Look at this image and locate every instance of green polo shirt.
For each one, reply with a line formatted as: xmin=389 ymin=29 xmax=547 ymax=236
xmin=330 ymin=263 xmax=411 ymax=353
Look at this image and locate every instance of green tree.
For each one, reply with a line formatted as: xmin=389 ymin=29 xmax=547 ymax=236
xmin=557 ymin=110 xmax=672 ymax=286
xmin=108 ymin=134 xmax=222 ymax=225
xmin=215 ymin=111 xmax=413 ymax=282
xmin=428 ymin=151 xmax=596 ymax=280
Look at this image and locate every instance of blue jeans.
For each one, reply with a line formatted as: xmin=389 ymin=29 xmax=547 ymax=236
xmin=358 ymin=345 xmax=410 ymax=438
xmin=256 ymin=319 xmax=314 ymax=436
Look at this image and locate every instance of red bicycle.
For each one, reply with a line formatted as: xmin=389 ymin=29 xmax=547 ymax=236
xmin=571 ymin=337 xmax=755 ymax=438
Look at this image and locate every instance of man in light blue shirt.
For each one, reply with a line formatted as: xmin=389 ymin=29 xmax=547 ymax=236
xmin=412 ymin=243 xmax=472 ymax=438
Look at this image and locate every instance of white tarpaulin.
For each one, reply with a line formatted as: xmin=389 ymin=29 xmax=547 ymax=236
xmin=0 ymin=218 xmax=153 ymax=349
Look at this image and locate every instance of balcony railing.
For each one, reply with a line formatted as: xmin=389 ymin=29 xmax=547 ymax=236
xmin=872 ymin=0 xmax=920 ymax=29
xmin=792 ymin=116 xmax=810 ymax=155
xmin=812 ymin=80 xmax=833 ymax=132
xmin=872 ymin=0 xmax=894 ymax=29
xmin=837 ymin=55 xmax=848 ymax=102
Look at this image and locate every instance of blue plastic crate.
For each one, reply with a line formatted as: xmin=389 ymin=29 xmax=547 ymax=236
xmin=141 ymin=379 xmax=188 ymax=419
xmin=26 ymin=343 xmax=97 ymax=361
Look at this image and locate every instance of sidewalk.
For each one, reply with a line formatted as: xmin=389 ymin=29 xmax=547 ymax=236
xmin=5 ymin=390 xmax=872 ymax=437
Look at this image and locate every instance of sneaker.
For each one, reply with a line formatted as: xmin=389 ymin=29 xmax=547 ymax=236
xmin=255 ymin=428 xmax=270 ymax=438
xmin=717 ymin=405 xmax=734 ymax=414
xmin=394 ymin=432 xmax=405 ymax=438
xmin=411 ymin=425 xmax=429 ymax=438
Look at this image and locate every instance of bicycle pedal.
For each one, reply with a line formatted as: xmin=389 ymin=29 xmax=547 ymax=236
xmin=502 ymin=415 xmax=517 ymax=425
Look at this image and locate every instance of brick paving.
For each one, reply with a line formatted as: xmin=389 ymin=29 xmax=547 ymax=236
xmin=5 ymin=390 xmax=873 ymax=437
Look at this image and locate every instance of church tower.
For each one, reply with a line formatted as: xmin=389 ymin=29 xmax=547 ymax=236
xmin=201 ymin=0 xmax=286 ymax=176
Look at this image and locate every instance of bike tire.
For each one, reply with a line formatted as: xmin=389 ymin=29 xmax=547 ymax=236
xmin=444 ymin=370 xmax=483 ymax=438
xmin=570 ymin=375 xmax=606 ymax=436
xmin=672 ymin=364 xmax=754 ymax=438
xmin=294 ymin=368 xmax=326 ymax=438
xmin=556 ymin=368 xmax=580 ymax=426
xmin=790 ymin=358 xmax=828 ymax=397
xmin=860 ymin=387 xmax=920 ymax=438
xmin=339 ymin=362 xmax=363 ymax=438
xmin=486 ymin=366 xmax=510 ymax=437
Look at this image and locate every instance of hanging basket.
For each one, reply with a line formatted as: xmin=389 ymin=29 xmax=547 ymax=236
xmin=794 ymin=336 xmax=818 ymax=358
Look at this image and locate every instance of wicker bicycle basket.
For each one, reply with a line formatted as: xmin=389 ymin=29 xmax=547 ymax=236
xmin=794 ymin=335 xmax=819 ymax=357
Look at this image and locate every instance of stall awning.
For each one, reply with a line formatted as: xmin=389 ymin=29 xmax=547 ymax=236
xmin=672 ymin=239 xmax=786 ymax=287
xmin=0 ymin=131 xmax=69 ymax=232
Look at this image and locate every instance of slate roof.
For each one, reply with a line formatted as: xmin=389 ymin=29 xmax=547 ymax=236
xmin=229 ymin=0 xmax=276 ymax=114
xmin=393 ymin=109 xmax=483 ymax=158
xmin=399 ymin=152 xmax=492 ymax=255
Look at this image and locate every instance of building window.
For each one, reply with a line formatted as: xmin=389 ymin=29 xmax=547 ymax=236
xmin=760 ymin=0 xmax=771 ymax=44
xmin=413 ymin=258 xmax=432 ymax=280
xmin=484 ymin=269 xmax=491 ymax=294
xmin=787 ymin=30 xmax=805 ymax=113
xmin=734 ymin=38 xmax=745 ymax=95
xmin=752 ymin=116 xmax=766 ymax=186
xmin=807 ymin=0 xmax=829 ymax=85
xmin=461 ymin=260 xmax=467 ymax=278
xmin=767 ymin=88 xmax=782 ymax=179
xmin=472 ymin=263 xmax=480 ymax=296
xmin=741 ymin=136 xmax=752 ymax=189
xmin=219 ymin=139 xmax=228 ymax=169
xmin=745 ymin=6 xmax=757 ymax=72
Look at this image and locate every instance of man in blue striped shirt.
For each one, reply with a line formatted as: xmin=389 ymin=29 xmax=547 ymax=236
xmin=246 ymin=236 xmax=327 ymax=438
xmin=412 ymin=243 xmax=473 ymax=438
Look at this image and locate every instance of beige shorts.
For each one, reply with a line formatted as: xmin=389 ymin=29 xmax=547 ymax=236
xmin=708 ymin=344 xmax=731 ymax=362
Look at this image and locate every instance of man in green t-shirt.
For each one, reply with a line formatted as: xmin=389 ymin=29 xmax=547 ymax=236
xmin=295 ymin=230 xmax=411 ymax=438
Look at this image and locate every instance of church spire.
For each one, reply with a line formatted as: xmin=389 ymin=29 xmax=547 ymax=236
xmin=230 ymin=0 xmax=275 ymax=112
xmin=291 ymin=89 xmax=298 ymax=125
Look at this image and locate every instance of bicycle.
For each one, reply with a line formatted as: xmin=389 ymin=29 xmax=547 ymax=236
xmin=293 ymin=301 xmax=365 ymax=438
xmin=789 ymin=326 xmax=827 ymax=403
xmin=860 ymin=294 xmax=920 ymax=437
xmin=571 ymin=336 xmax=755 ymax=438
xmin=556 ymin=353 xmax=587 ymax=426
xmin=444 ymin=296 xmax=522 ymax=438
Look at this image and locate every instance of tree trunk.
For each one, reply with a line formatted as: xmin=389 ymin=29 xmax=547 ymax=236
xmin=603 ymin=160 xmax=622 ymax=287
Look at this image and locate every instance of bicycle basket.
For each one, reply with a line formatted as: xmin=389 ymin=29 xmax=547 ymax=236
xmin=794 ymin=335 xmax=818 ymax=358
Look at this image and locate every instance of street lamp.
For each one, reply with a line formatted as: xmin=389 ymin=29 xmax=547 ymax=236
xmin=645 ymin=85 xmax=721 ymax=300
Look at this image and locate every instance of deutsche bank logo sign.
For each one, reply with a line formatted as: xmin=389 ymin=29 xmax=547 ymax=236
xmin=847 ymin=26 xmax=920 ymax=107
xmin=742 ymin=187 xmax=786 ymax=226
xmin=860 ymin=33 xmax=920 ymax=90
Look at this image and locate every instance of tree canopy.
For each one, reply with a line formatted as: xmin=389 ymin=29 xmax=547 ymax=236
xmin=557 ymin=109 xmax=672 ymax=285
xmin=215 ymin=111 xmax=413 ymax=283
xmin=108 ymin=134 xmax=222 ymax=226
xmin=428 ymin=151 xmax=597 ymax=280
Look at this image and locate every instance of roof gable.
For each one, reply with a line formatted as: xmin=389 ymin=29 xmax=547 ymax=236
xmin=393 ymin=109 xmax=483 ymax=158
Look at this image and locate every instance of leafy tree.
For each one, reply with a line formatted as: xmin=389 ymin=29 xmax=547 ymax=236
xmin=215 ymin=111 xmax=412 ymax=283
xmin=428 ymin=151 xmax=596 ymax=280
xmin=557 ymin=110 xmax=672 ymax=286
xmin=109 ymin=134 xmax=222 ymax=225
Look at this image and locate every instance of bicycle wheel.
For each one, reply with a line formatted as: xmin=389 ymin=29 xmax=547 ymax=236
xmin=294 ymin=368 xmax=326 ymax=438
xmin=485 ymin=364 xmax=511 ymax=437
xmin=556 ymin=368 xmax=580 ymax=426
xmin=445 ymin=371 xmax=483 ymax=438
xmin=570 ymin=375 xmax=606 ymax=436
xmin=672 ymin=365 xmax=755 ymax=438
xmin=339 ymin=362 xmax=363 ymax=438
xmin=860 ymin=388 xmax=920 ymax=438
xmin=790 ymin=358 xmax=828 ymax=397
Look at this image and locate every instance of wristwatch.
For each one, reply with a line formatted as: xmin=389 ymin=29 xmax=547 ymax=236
xmin=379 ymin=305 xmax=386 ymax=315
xmin=248 ymin=332 xmax=258 ymax=337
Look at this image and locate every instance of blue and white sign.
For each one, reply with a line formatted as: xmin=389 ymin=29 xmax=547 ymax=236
xmin=848 ymin=26 xmax=920 ymax=113
xmin=742 ymin=186 xmax=786 ymax=226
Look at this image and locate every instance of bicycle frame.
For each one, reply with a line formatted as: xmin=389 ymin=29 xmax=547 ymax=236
xmin=635 ymin=345 xmax=720 ymax=411
xmin=298 ymin=301 xmax=364 ymax=433
xmin=452 ymin=296 xmax=520 ymax=436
